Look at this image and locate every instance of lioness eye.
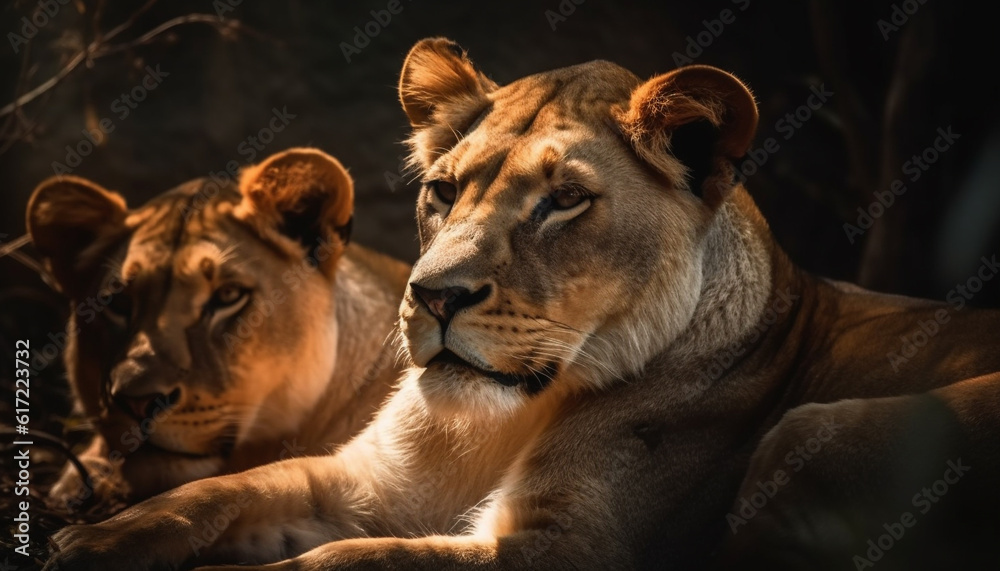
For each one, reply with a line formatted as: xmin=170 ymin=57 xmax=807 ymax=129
xmin=551 ymin=186 xmax=589 ymax=210
xmin=211 ymin=285 xmax=247 ymax=308
xmin=429 ymin=180 xmax=458 ymax=205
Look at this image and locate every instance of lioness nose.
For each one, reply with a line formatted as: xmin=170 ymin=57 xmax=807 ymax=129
xmin=410 ymin=283 xmax=491 ymax=325
xmin=113 ymin=387 xmax=181 ymax=420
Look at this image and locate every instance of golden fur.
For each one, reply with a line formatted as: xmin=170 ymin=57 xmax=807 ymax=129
xmin=28 ymin=149 xmax=410 ymax=505
xmin=43 ymin=39 xmax=1000 ymax=570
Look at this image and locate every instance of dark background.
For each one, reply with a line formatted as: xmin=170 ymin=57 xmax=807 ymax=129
xmin=0 ymin=0 xmax=998 ymax=567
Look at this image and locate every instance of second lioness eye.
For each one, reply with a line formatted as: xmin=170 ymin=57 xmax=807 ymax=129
xmin=429 ymin=180 xmax=458 ymax=205
xmin=104 ymin=292 xmax=132 ymax=325
xmin=211 ymin=285 xmax=248 ymax=308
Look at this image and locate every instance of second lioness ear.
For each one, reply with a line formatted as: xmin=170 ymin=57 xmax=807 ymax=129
xmin=27 ymin=176 xmax=129 ymax=297
xmin=618 ymin=65 xmax=758 ymax=207
xmin=236 ymin=148 xmax=354 ymax=275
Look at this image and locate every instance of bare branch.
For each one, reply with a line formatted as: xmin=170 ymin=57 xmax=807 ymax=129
xmin=98 ymin=0 xmax=161 ymax=44
xmin=0 ymin=1 xmax=278 ymax=120
xmin=0 ymin=50 xmax=87 ymax=118
xmin=92 ymin=14 xmax=271 ymax=58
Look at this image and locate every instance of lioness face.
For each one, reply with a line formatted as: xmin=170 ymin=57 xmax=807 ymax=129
xmin=28 ymin=149 xmax=354 ymax=459
xmin=398 ymin=40 xmax=757 ymax=415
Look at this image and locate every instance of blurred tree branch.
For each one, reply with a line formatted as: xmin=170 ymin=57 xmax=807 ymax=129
xmin=858 ymin=6 xmax=941 ymax=290
xmin=810 ymin=0 xmax=947 ymax=293
xmin=0 ymin=0 xmax=282 ymax=152
xmin=809 ymin=0 xmax=878 ymax=203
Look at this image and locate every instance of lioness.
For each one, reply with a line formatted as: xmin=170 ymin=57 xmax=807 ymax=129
xmin=44 ymin=39 xmax=1000 ymax=570
xmin=28 ymin=148 xmax=409 ymax=505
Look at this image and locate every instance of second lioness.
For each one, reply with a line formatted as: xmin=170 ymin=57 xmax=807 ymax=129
xmin=29 ymin=148 xmax=410 ymax=503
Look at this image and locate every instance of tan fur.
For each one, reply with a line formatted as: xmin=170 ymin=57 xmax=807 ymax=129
xmin=28 ymin=149 xmax=410 ymax=505
xmin=43 ymin=40 xmax=1000 ymax=570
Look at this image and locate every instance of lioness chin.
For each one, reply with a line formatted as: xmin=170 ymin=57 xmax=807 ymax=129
xmin=44 ymin=39 xmax=1000 ymax=570
xmin=28 ymin=148 xmax=410 ymax=507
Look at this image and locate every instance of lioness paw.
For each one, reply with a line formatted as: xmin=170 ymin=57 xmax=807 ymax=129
xmin=44 ymin=525 xmax=146 ymax=571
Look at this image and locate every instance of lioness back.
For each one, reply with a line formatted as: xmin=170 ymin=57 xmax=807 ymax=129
xmin=28 ymin=148 xmax=410 ymax=505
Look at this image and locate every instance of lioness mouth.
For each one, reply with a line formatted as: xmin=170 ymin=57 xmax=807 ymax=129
xmin=143 ymin=441 xmax=222 ymax=460
xmin=142 ymin=423 xmax=238 ymax=459
xmin=427 ymin=349 xmax=557 ymax=395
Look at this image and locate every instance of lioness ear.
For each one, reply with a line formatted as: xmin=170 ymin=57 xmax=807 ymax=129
xmin=618 ymin=65 xmax=758 ymax=207
xmin=26 ymin=176 xmax=129 ymax=296
xmin=399 ymin=38 xmax=497 ymax=167
xmin=399 ymin=37 xmax=497 ymax=127
xmin=236 ymin=148 xmax=354 ymax=275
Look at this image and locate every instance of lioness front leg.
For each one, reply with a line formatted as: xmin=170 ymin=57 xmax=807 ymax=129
xmin=195 ymin=535 xmax=565 ymax=571
xmin=44 ymin=378 xmax=517 ymax=571
xmin=717 ymin=372 xmax=1000 ymax=568
xmin=44 ymin=454 xmax=374 ymax=571
xmin=194 ymin=421 xmax=634 ymax=571
xmin=194 ymin=495 xmax=608 ymax=571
